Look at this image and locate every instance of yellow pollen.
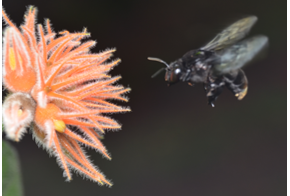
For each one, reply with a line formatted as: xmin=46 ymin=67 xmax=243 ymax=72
xmin=59 ymin=30 xmax=70 ymax=35
xmin=9 ymin=47 xmax=16 ymax=70
xmin=236 ymin=87 xmax=248 ymax=100
xmin=45 ymin=86 xmax=52 ymax=93
xmin=46 ymin=61 xmax=52 ymax=67
xmin=97 ymin=179 xmax=104 ymax=185
xmin=17 ymin=109 xmax=23 ymax=117
xmin=53 ymin=119 xmax=66 ymax=133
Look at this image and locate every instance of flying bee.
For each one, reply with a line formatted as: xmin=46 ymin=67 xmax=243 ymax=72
xmin=148 ymin=16 xmax=268 ymax=107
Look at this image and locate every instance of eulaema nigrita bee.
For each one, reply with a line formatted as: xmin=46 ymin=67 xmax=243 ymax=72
xmin=148 ymin=16 xmax=268 ymax=107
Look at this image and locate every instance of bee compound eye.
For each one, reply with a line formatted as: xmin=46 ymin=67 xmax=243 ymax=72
xmin=174 ymin=68 xmax=181 ymax=75
xmin=167 ymin=69 xmax=181 ymax=84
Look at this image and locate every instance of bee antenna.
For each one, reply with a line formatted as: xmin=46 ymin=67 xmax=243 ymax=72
xmin=151 ymin=67 xmax=165 ymax=78
xmin=147 ymin=57 xmax=170 ymax=68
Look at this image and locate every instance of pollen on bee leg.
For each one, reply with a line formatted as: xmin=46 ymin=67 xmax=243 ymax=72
xmin=236 ymin=86 xmax=248 ymax=100
xmin=53 ymin=119 xmax=66 ymax=133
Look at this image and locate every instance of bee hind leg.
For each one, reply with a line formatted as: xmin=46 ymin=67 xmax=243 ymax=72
xmin=224 ymin=69 xmax=248 ymax=100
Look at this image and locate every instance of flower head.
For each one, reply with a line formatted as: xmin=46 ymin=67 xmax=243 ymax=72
xmin=2 ymin=6 xmax=130 ymax=185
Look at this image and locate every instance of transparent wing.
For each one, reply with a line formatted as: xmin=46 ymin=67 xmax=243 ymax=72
xmin=214 ymin=35 xmax=268 ymax=74
xmin=201 ymin=16 xmax=258 ymax=51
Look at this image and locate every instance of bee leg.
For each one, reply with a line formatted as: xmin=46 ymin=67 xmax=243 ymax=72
xmin=224 ymin=69 xmax=248 ymax=100
xmin=204 ymin=76 xmax=225 ymax=107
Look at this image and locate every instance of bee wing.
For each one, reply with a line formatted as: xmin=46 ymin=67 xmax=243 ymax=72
xmin=213 ymin=35 xmax=268 ymax=74
xmin=201 ymin=16 xmax=258 ymax=51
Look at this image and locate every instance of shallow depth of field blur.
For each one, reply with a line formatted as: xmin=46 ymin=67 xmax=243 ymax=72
xmin=2 ymin=0 xmax=286 ymax=195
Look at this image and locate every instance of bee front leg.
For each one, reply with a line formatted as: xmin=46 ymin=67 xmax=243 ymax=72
xmin=204 ymin=76 xmax=225 ymax=107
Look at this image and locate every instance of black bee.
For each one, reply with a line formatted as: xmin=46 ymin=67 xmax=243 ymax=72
xmin=148 ymin=16 xmax=268 ymax=107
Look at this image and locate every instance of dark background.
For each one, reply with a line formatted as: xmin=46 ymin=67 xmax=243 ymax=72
xmin=2 ymin=0 xmax=286 ymax=195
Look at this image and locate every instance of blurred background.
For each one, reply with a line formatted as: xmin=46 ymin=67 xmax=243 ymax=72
xmin=2 ymin=0 xmax=286 ymax=195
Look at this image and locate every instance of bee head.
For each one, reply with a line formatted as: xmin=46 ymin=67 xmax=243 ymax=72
xmin=165 ymin=61 xmax=182 ymax=85
xmin=148 ymin=57 xmax=182 ymax=86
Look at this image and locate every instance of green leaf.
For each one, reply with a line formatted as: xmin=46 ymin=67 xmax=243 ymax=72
xmin=2 ymin=140 xmax=24 ymax=196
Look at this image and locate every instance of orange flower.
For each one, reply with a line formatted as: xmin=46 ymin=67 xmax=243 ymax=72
xmin=2 ymin=6 xmax=130 ymax=186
